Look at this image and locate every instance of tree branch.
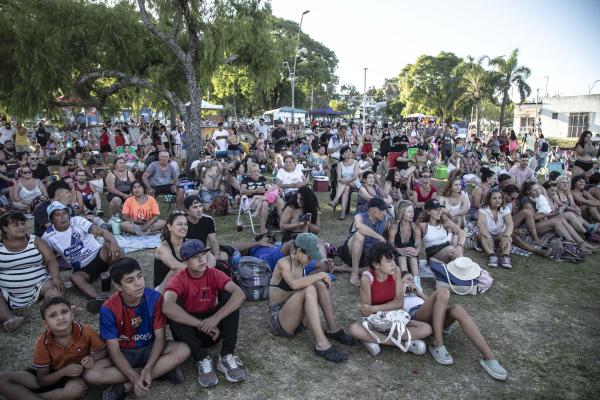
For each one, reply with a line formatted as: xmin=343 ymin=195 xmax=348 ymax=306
xmin=137 ymin=0 xmax=187 ymax=65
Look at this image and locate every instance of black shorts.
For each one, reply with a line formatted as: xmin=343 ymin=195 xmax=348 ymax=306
xmin=100 ymin=144 xmax=112 ymax=153
xmin=79 ymin=249 xmax=109 ymax=282
xmin=574 ymin=159 xmax=594 ymax=172
xmin=152 ymin=184 xmax=174 ymax=196
xmin=425 ymin=242 xmax=450 ymax=260
xmin=121 ymin=345 xmax=153 ymax=369
xmin=25 ymin=368 xmax=70 ymax=393
xmin=338 ymin=242 xmax=367 ymax=268
xmin=106 ymin=191 xmax=130 ymax=203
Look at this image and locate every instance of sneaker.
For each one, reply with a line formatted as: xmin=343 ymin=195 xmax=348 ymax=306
xmin=102 ymin=383 xmax=125 ymax=400
xmin=162 ymin=366 xmax=184 ymax=384
xmin=428 ymin=345 xmax=454 ymax=365
xmin=196 ymin=356 xmax=218 ymax=387
xmin=314 ymin=345 xmax=348 ymax=363
xmin=406 ymin=339 xmax=426 ymax=355
xmin=488 ymin=255 xmax=499 ymax=268
xmin=325 ymin=329 xmax=356 ymax=346
xmin=362 ymin=340 xmax=381 ymax=357
xmin=480 ymin=359 xmax=508 ymax=381
xmin=86 ymin=296 xmax=106 ymax=314
xmin=501 ymin=255 xmax=512 ymax=269
xmin=217 ymin=354 xmax=246 ymax=383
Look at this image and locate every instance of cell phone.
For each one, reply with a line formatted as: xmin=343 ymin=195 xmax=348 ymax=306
xmin=299 ymin=213 xmax=312 ymax=222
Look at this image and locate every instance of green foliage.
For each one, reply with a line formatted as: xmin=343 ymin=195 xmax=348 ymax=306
xmin=328 ymin=99 xmax=348 ymax=111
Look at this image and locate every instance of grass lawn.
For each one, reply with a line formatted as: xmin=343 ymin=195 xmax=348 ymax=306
xmin=1 ymin=192 xmax=599 ymax=399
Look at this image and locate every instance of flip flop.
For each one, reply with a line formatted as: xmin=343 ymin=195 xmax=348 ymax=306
xmin=3 ymin=316 xmax=24 ymax=332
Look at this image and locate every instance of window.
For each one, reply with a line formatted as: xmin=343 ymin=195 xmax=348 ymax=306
xmin=568 ymin=112 xmax=589 ymax=137
xmin=519 ymin=117 xmax=534 ymax=133
xmin=552 ymin=113 xmax=558 ymax=119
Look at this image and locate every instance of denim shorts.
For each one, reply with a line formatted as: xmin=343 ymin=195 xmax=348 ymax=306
xmin=269 ymin=302 xmax=305 ymax=337
xmin=408 ymin=305 xmax=422 ymax=320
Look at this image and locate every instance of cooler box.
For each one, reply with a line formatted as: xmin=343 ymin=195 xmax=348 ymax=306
xmin=313 ymin=178 xmax=330 ymax=192
xmin=434 ymin=164 xmax=448 ymax=180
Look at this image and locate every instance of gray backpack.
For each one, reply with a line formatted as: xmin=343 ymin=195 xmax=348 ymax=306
xmin=234 ymin=256 xmax=271 ymax=301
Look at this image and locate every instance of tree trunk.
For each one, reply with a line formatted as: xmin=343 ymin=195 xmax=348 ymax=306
xmin=475 ymin=102 xmax=480 ymax=137
xmin=499 ymin=89 xmax=508 ymax=133
xmin=182 ymin=83 xmax=203 ymax=172
xmin=170 ymin=105 xmax=177 ymax=128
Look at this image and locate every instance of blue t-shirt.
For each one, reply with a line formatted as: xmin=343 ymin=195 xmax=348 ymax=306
xmin=99 ymin=288 xmax=166 ymax=349
xmin=249 ymin=243 xmax=318 ymax=274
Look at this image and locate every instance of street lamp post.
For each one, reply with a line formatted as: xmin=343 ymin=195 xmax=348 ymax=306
xmin=362 ymin=67 xmax=368 ymax=135
xmin=589 ymin=80 xmax=600 ymax=95
xmin=289 ymin=10 xmax=309 ymax=132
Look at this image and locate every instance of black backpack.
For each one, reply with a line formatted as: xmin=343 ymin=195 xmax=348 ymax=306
xmin=234 ymin=256 xmax=271 ymax=301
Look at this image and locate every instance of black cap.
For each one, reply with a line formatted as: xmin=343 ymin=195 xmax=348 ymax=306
xmin=368 ymin=197 xmax=390 ymax=210
xmin=424 ymin=199 xmax=443 ymax=210
xmin=184 ymin=195 xmax=202 ymax=210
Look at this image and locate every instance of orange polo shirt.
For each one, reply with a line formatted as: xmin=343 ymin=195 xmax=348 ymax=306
xmin=32 ymin=321 xmax=106 ymax=370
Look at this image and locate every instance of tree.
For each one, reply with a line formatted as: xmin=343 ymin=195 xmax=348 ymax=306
xmin=489 ymin=49 xmax=531 ymax=133
xmin=455 ymin=56 xmax=495 ymax=135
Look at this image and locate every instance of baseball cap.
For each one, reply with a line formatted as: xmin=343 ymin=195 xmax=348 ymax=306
xmin=46 ymin=201 xmax=67 ymax=218
xmin=368 ymin=197 xmax=390 ymax=210
xmin=294 ymin=233 xmax=323 ymax=261
xmin=184 ymin=195 xmax=202 ymax=210
xmin=180 ymin=239 xmax=211 ymax=261
xmin=424 ymin=199 xmax=443 ymax=210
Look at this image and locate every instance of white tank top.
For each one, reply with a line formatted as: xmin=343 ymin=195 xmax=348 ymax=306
xmin=422 ymin=223 xmax=450 ymax=249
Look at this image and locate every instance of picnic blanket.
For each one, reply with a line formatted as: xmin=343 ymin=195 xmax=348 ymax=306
xmin=113 ymin=234 xmax=161 ymax=254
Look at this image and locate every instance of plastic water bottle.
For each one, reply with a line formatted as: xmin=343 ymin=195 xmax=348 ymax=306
xmin=231 ymin=250 xmax=241 ymax=269
xmin=111 ymin=214 xmax=121 ymax=235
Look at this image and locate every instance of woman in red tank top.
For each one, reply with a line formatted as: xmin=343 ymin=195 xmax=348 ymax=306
xmin=347 ymin=243 xmax=431 ymax=356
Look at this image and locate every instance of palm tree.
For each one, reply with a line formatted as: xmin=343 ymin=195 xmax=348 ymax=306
xmin=490 ymin=49 xmax=531 ymax=133
xmin=455 ymin=56 xmax=494 ymax=136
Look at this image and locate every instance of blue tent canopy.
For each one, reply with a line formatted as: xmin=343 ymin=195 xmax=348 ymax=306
xmin=310 ymin=106 xmax=352 ymax=116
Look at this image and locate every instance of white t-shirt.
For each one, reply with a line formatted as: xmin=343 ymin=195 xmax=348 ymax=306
xmin=256 ymin=124 xmax=269 ymax=137
xmin=276 ymin=165 xmax=305 ymax=195
xmin=212 ymin=129 xmax=229 ymax=151
xmin=479 ymin=206 xmax=511 ymax=236
xmin=42 ymin=216 xmax=101 ymax=270
xmin=0 ymin=126 xmax=15 ymax=144
xmin=535 ymin=195 xmax=552 ymax=214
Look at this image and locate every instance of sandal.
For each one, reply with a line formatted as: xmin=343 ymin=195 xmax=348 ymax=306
xmin=314 ymin=345 xmax=347 ymax=363
xmin=325 ymin=329 xmax=356 ymax=346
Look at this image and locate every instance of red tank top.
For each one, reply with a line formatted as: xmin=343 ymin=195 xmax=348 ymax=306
xmin=416 ymin=185 xmax=437 ymax=203
xmin=364 ymin=269 xmax=396 ymax=305
xmin=74 ymin=182 xmax=92 ymax=196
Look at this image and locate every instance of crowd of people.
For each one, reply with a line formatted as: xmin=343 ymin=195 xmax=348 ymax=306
xmin=1 ymin=112 xmax=600 ymax=398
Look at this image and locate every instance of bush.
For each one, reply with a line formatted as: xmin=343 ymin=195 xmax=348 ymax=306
xmin=547 ymin=137 xmax=578 ymax=148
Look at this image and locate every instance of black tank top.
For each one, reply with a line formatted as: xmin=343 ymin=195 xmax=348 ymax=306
xmin=153 ymin=238 xmax=183 ymax=287
xmin=394 ymin=222 xmax=415 ymax=248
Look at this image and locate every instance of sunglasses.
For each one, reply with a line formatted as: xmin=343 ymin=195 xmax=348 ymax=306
xmin=29 ymin=157 xmax=39 ymax=160
xmin=21 ymin=170 xmax=32 ymax=174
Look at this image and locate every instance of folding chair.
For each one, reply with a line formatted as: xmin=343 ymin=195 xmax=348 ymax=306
xmin=236 ymin=195 xmax=257 ymax=234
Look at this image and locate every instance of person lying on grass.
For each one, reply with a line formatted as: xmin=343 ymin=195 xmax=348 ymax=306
xmin=0 ymin=296 xmax=106 ymax=400
xmin=41 ymin=201 xmax=122 ymax=314
xmin=162 ymin=239 xmax=247 ymax=388
xmin=348 ymin=242 xmax=432 ymax=357
xmin=268 ymin=233 xmax=355 ymax=364
xmin=408 ymin=257 xmax=508 ymax=381
xmin=93 ymin=257 xmax=190 ymax=400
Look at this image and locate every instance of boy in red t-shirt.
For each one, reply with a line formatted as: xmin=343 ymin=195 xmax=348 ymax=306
xmin=162 ymin=239 xmax=246 ymax=388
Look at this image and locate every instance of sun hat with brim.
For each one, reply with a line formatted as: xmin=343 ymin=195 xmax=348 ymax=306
xmin=446 ymin=257 xmax=481 ymax=280
xmin=46 ymin=201 xmax=67 ymax=218
xmin=294 ymin=233 xmax=323 ymax=261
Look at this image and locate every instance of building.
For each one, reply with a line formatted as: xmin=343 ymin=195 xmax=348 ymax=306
xmin=513 ymin=94 xmax=600 ymax=138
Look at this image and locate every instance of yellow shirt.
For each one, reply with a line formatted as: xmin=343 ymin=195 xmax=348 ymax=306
xmin=15 ymin=127 xmax=28 ymax=146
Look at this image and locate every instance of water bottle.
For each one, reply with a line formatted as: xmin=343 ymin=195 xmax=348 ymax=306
xmin=231 ymin=250 xmax=241 ymax=269
xmin=111 ymin=214 xmax=121 ymax=235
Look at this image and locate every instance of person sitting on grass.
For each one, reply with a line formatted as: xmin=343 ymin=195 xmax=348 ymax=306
xmin=91 ymin=258 xmax=190 ymax=400
xmin=184 ymin=194 xmax=228 ymax=262
xmin=42 ymin=201 xmax=122 ymax=313
xmin=406 ymin=258 xmax=508 ymax=381
xmin=387 ymin=200 xmax=421 ymax=276
xmin=336 ymin=197 xmax=391 ymax=287
xmin=348 ymin=243 xmax=431 ymax=357
xmin=279 ymin=186 xmax=321 ymax=242
xmin=120 ymin=180 xmax=166 ymax=236
xmin=142 ymin=151 xmax=184 ymax=211
xmin=0 ymin=296 xmax=107 ymax=400
xmin=268 ymin=233 xmax=355 ymax=364
xmin=153 ymin=212 xmax=188 ymax=290
xmin=477 ymin=190 xmax=514 ymax=268
xmin=162 ymin=239 xmax=247 ymax=388
xmin=439 ymin=175 xmax=470 ymax=228
xmin=73 ymin=169 xmax=103 ymax=216
xmin=0 ymin=211 xmax=64 ymax=332
xmin=415 ymin=199 xmax=465 ymax=264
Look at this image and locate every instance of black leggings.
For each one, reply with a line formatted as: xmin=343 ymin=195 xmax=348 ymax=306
xmin=168 ymin=291 xmax=239 ymax=361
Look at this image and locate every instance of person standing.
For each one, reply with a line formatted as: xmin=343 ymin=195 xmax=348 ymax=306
xmin=212 ymin=123 xmax=229 ymax=159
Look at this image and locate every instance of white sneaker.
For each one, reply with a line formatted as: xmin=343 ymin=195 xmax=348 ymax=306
xmin=406 ymin=339 xmax=426 ymax=355
xmin=362 ymin=340 xmax=381 ymax=357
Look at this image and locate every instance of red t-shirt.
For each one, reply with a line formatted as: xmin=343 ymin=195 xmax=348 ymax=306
xmin=364 ymin=268 xmax=396 ymax=305
xmin=165 ymin=267 xmax=232 ymax=314
xmin=100 ymin=131 xmax=109 ymax=146
xmin=415 ymin=185 xmax=438 ymax=203
xmin=115 ymin=135 xmax=125 ymax=147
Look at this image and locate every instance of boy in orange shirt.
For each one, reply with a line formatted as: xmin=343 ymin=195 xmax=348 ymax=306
xmin=0 ymin=296 xmax=107 ymax=400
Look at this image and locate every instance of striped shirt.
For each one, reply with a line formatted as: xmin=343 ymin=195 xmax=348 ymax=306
xmin=0 ymin=235 xmax=49 ymax=308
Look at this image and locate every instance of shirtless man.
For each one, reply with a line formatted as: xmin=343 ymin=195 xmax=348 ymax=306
xmin=195 ymin=159 xmax=226 ymax=207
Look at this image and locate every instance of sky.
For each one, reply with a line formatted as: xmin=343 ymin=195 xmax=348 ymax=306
xmin=271 ymin=0 xmax=600 ymax=100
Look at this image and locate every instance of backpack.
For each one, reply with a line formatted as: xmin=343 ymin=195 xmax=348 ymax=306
xmin=234 ymin=256 xmax=271 ymax=301
xmin=547 ymin=239 xmax=584 ymax=263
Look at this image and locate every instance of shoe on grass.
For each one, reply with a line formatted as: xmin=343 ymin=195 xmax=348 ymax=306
xmin=501 ymin=255 xmax=512 ymax=269
xmin=362 ymin=340 xmax=381 ymax=357
xmin=217 ymin=354 xmax=246 ymax=383
xmin=86 ymin=297 xmax=106 ymax=314
xmin=314 ymin=345 xmax=348 ymax=363
xmin=406 ymin=339 xmax=426 ymax=355
xmin=196 ymin=356 xmax=218 ymax=387
xmin=325 ymin=329 xmax=356 ymax=346
xmin=488 ymin=255 xmax=498 ymax=268
xmin=102 ymin=383 xmax=125 ymax=400
xmin=162 ymin=366 xmax=184 ymax=384
xmin=428 ymin=345 xmax=454 ymax=365
xmin=480 ymin=359 xmax=508 ymax=381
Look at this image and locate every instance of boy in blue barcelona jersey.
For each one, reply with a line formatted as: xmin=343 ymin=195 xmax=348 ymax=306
xmin=89 ymin=258 xmax=190 ymax=400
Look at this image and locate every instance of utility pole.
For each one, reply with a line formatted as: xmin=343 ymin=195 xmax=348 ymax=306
xmin=291 ymin=10 xmax=310 ymax=132
xmin=362 ymin=67 xmax=368 ymax=134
